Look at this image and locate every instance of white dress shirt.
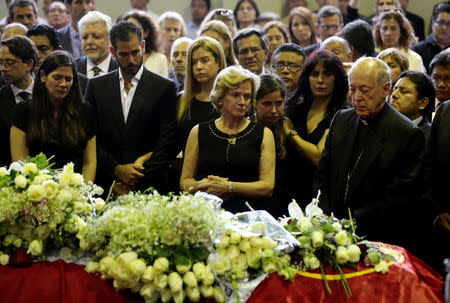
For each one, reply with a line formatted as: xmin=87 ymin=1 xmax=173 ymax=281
xmin=118 ymin=65 xmax=144 ymax=123
xmin=11 ymin=80 xmax=34 ymax=103
xmin=86 ymin=53 xmax=112 ymax=78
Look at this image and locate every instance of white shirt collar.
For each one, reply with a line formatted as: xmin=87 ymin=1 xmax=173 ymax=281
xmin=11 ymin=79 xmax=34 ymax=102
xmin=86 ymin=53 xmax=112 ymax=77
xmin=118 ymin=64 xmax=144 ymax=83
xmin=412 ymin=116 xmax=423 ymax=125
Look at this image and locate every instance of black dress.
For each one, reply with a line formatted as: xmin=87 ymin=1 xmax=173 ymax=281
xmin=196 ymin=120 xmax=268 ymax=213
xmin=287 ymin=103 xmax=333 ymax=207
xmin=12 ymin=101 xmax=96 ymax=173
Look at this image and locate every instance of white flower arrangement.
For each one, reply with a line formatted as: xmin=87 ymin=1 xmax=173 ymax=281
xmin=0 ymin=154 xmax=103 ymax=263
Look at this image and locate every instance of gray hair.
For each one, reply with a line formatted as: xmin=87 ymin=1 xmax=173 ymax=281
xmin=349 ymin=57 xmax=391 ymax=86
xmin=320 ymin=36 xmax=351 ymax=54
xmin=170 ymin=37 xmax=193 ymax=61
xmin=158 ymin=11 xmax=187 ymax=37
xmin=78 ymin=11 xmax=112 ymax=34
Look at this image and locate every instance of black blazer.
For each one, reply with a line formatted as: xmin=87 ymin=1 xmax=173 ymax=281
xmin=75 ymin=56 xmax=118 ymax=76
xmin=84 ymin=67 xmax=177 ymax=192
xmin=314 ymin=103 xmax=427 ymax=246
xmin=58 ymin=24 xmax=72 ymax=54
xmin=418 ymin=117 xmax=431 ymax=142
xmin=0 ymin=84 xmax=17 ymax=166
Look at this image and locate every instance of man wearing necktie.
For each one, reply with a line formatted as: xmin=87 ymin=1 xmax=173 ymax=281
xmin=76 ymin=11 xmax=118 ymax=78
xmin=0 ymin=35 xmax=37 ymax=166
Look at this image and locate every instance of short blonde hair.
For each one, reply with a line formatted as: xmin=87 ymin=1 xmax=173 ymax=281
xmin=210 ymin=65 xmax=260 ymax=111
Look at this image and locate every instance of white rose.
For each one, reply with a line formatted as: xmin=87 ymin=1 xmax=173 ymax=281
xmin=213 ymin=254 xmax=230 ymax=274
xmin=173 ymin=289 xmax=185 ymax=303
xmin=153 ymin=257 xmax=169 ymax=273
xmin=23 ymin=163 xmax=37 ymax=176
xmin=183 ymin=271 xmax=197 ymax=288
xmin=12 ymin=237 xmax=22 ymax=248
xmin=116 ymin=251 xmax=138 ymax=266
xmin=202 ymin=271 xmax=215 ymax=286
xmin=58 ymin=172 xmax=71 ymax=186
xmin=43 ymin=180 xmax=58 ymax=198
xmin=261 ymin=237 xmax=278 ymax=249
xmin=299 ymin=217 xmax=313 ymax=231
xmin=99 ymin=256 xmax=115 ymax=277
xmin=334 ymin=230 xmax=348 ymax=246
xmin=0 ymin=252 xmax=10 ymax=265
xmin=227 ymin=244 xmax=240 ymax=260
xmin=73 ymin=202 xmax=85 ymax=213
xmin=27 ymin=185 xmax=46 ymax=201
xmin=56 ymin=189 xmax=72 ymax=203
xmin=0 ymin=167 xmax=7 ymax=176
xmin=21 ymin=228 xmax=33 ymax=241
xmin=84 ymin=203 xmax=93 ymax=212
xmin=139 ymin=283 xmax=158 ymax=299
xmin=336 ymin=246 xmax=349 ymax=264
xmin=63 ymin=163 xmax=74 ymax=174
xmin=185 ymin=287 xmax=200 ymax=302
xmin=215 ymin=235 xmax=230 ymax=248
xmin=14 ymin=175 xmax=27 ymax=188
xmin=238 ymin=238 xmax=251 ymax=252
xmin=213 ymin=285 xmax=226 ymax=303
xmin=94 ymin=198 xmax=106 ymax=211
xmin=200 ymin=284 xmax=214 ymax=298
xmin=34 ymin=224 xmax=51 ymax=240
xmin=304 ymin=256 xmax=320 ymax=270
xmin=142 ymin=266 xmax=156 ymax=283
xmin=167 ymin=272 xmax=183 ymax=292
xmin=85 ymin=261 xmax=100 ymax=273
xmin=249 ymin=221 xmax=266 ymax=234
xmin=375 ymin=260 xmax=389 ymax=274
xmin=332 ymin=222 xmax=342 ymax=230
xmin=247 ymin=247 xmax=262 ymax=268
xmin=229 ymin=232 xmax=241 ymax=244
xmin=347 ymin=244 xmax=361 ymax=263
xmin=311 ymin=231 xmax=324 ymax=248
xmin=59 ymin=247 xmax=72 ymax=259
xmin=249 ymin=236 xmax=263 ymax=248
xmin=129 ymin=259 xmax=146 ymax=278
xmin=27 ymin=239 xmax=43 ymax=256
xmin=70 ymin=173 xmax=84 ymax=185
xmin=192 ymin=262 xmax=205 ymax=279
xmin=154 ymin=274 xmax=168 ymax=290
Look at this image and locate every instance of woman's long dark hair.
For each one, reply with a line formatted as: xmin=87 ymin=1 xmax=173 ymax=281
xmin=286 ymin=49 xmax=348 ymax=120
xmin=27 ymin=50 xmax=87 ymax=151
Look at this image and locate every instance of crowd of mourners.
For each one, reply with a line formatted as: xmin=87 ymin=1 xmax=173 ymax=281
xmin=0 ymin=0 xmax=449 ymax=275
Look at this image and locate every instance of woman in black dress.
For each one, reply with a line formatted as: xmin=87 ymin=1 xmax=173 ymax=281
xmin=11 ymin=51 xmax=96 ymax=182
xmin=284 ymin=49 xmax=348 ymax=206
xmin=180 ymin=66 xmax=275 ymax=213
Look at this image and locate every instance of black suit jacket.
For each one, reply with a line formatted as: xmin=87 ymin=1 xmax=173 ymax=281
xmin=314 ymin=103 xmax=427 ymax=247
xmin=75 ymin=56 xmax=118 ymax=76
xmin=58 ymin=24 xmax=72 ymax=54
xmin=0 ymin=84 xmax=18 ymax=166
xmin=405 ymin=10 xmax=425 ymax=42
xmin=84 ymin=67 xmax=177 ymax=193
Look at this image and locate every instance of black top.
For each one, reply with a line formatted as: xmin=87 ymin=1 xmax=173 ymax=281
xmin=177 ymin=97 xmax=220 ymax=154
xmin=412 ymin=34 xmax=449 ymax=74
xmin=12 ymin=101 xmax=96 ymax=172
xmin=196 ymin=120 xmax=267 ymax=213
xmin=287 ymin=102 xmax=334 ymax=207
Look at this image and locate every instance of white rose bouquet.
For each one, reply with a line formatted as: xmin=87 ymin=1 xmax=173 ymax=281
xmin=0 ymin=153 xmax=104 ymax=264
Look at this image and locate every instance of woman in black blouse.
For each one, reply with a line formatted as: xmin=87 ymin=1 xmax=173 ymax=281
xmin=11 ymin=51 xmax=96 ymax=182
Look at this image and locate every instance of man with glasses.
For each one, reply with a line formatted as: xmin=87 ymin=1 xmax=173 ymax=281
xmin=304 ymin=5 xmax=344 ymax=56
xmin=413 ymin=3 xmax=450 ymax=74
xmin=430 ymin=51 xmax=450 ymax=113
xmin=0 ymin=35 xmax=37 ymax=166
xmin=233 ymin=27 xmax=268 ymax=75
xmin=270 ymin=43 xmax=305 ymax=99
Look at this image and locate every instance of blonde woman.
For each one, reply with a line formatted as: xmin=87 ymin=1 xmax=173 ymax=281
xmin=199 ymin=20 xmax=238 ymax=66
xmin=176 ymin=36 xmax=227 ymax=153
xmin=180 ymin=66 xmax=275 ymax=213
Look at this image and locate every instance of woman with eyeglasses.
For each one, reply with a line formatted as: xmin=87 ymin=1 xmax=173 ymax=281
xmin=234 ymin=0 xmax=259 ymax=30
xmin=373 ymin=10 xmax=425 ymax=72
xmin=288 ymin=6 xmax=319 ymax=48
xmin=200 ymin=9 xmax=238 ymax=37
xmin=11 ymin=51 xmax=96 ymax=182
xmin=284 ymin=49 xmax=348 ymax=205
xmin=199 ymin=20 xmax=238 ymax=66
xmin=180 ymin=66 xmax=275 ymax=213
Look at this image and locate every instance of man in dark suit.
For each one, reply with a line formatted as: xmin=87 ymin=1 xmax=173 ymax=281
xmin=0 ymin=35 xmax=37 ymax=166
xmin=76 ymin=11 xmax=118 ymax=77
xmin=429 ymin=100 xmax=450 ymax=271
xmin=314 ymin=57 xmax=426 ymax=250
xmin=85 ymin=21 xmax=177 ymax=195
xmin=58 ymin=0 xmax=92 ymax=59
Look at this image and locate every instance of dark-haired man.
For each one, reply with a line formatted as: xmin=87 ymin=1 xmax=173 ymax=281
xmin=8 ymin=0 xmax=38 ymax=29
xmin=0 ymin=35 xmax=37 ymax=166
xmin=85 ymin=21 xmax=177 ymax=195
xmin=187 ymin=0 xmax=210 ymax=39
xmin=233 ymin=27 xmax=268 ymax=75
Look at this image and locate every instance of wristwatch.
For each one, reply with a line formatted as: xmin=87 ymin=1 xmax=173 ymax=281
xmin=288 ymin=129 xmax=298 ymax=137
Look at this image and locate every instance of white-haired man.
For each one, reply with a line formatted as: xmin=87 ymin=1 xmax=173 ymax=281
xmin=76 ymin=11 xmax=117 ymax=77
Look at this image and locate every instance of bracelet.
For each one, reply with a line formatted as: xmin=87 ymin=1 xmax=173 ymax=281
xmin=288 ymin=129 xmax=298 ymax=137
xmin=228 ymin=181 xmax=233 ymax=193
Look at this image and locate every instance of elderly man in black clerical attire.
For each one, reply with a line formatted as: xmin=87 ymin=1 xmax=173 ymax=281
xmin=314 ymin=57 xmax=427 ymax=250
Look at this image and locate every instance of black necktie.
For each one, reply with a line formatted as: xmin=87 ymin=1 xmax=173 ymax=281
xmin=17 ymin=91 xmax=31 ymax=102
xmin=92 ymin=66 xmax=102 ymax=77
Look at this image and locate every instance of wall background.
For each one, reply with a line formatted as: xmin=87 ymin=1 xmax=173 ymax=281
xmin=0 ymin=0 xmax=446 ymax=36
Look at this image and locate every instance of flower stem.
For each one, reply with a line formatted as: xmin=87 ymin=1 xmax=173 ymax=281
xmin=320 ymin=264 xmax=332 ymax=294
xmin=337 ymin=265 xmax=352 ymax=297
xmin=232 ymin=279 xmax=240 ymax=303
